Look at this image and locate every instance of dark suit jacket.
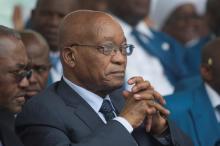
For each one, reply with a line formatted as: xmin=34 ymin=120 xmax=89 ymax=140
xmin=16 ymin=79 xmax=193 ymax=146
xmin=0 ymin=109 xmax=23 ymax=146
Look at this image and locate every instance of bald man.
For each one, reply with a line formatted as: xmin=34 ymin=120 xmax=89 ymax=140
xmin=20 ymin=30 xmax=51 ymax=99
xmin=166 ymin=38 xmax=220 ymax=146
xmin=0 ymin=25 xmax=30 ymax=146
xmin=16 ymin=10 xmax=192 ymax=146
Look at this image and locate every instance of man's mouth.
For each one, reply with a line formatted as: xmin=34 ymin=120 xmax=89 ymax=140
xmin=26 ymin=89 xmax=39 ymax=97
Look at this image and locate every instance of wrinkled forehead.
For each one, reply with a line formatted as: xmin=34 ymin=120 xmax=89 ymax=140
xmin=0 ymin=37 xmax=28 ymax=67
xmin=93 ymin=17 xmax=126 ymax=44
xmin=59 ymin=11 xmax=126 ymax=47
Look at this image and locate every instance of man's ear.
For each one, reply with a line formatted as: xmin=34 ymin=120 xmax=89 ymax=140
xmin=61 ymin=47 xmax=76 ymax=68
xmin=200 ymin=64 xmax=213 ymax=82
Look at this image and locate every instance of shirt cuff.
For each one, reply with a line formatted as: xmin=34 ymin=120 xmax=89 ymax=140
xmin=113 ymin=116 xmax=133 ymax=133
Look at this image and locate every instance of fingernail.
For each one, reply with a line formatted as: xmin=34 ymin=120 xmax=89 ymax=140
xmin=134 ymin=94 xmax=141 ymax=99
xmin=132 ymin=87 xmax=137 ymax=92
xmin=128 ymin=79 xmax=133 ymax=84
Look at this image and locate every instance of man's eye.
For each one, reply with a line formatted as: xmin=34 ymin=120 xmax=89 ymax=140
xmin=33 ymin=66 xmax=48 ymax=73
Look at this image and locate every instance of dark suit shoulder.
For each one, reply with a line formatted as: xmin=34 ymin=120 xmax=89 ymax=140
xmin=16 ymin=81 xmax=69 ymax=131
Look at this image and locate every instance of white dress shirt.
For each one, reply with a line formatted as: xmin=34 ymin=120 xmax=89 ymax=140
xmin=205 ymin=83 xmax=220 ymax=122
xmin=49 ymin=52 xmax=63 ymax=83
xmin=114 ymin=17 xmax=174 ymax=95
xmin=63 ymin=76 xmax=133 ymax=133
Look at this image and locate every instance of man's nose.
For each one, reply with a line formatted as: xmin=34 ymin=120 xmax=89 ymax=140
xmin=111 ymin=50 xmax=127 ymax=65
xmin=19 ymin=75 xmax=30 ymax=88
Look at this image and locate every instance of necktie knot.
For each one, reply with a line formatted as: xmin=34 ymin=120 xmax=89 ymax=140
xmin=99 ymin=99 xmax=116 ymax=122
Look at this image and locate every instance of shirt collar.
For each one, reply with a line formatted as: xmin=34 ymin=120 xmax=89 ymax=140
xmin=205 ymin=83 xmax=220 ymax=108
xmin=113 ymin=16 xmax=154 ymax=39
xmin=63 ymin=76 xmax=111 ymax=113
xmin=49 ymin=51 xmax=60 ymax=58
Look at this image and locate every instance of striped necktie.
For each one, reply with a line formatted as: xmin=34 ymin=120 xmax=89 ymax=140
xmin=99 ymin=99 xmax=116 ymax=122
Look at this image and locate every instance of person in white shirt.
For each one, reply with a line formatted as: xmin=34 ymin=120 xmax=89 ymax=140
xmin=107 ymin=0 xmax=190 ymax=95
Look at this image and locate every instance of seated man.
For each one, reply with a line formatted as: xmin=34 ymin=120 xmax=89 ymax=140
xmin=20 ymin=30 xmax=51 ymax=99
xmin=0 ymin=25 xmax=31 ymax=146
xmin=165 ymin=38 xmax=220 ymax=146
xmin=16 ymin=10 xmax=193 ymax=146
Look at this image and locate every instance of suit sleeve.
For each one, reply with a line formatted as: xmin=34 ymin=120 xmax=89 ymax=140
xmin=17 ymin=120 xmax=138 ymax=146
xmin=168 ymin=120 xmax=194 ymax=146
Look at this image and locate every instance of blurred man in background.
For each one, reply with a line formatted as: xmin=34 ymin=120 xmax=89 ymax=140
xmin=108 ymin=0 xmax=189 ymax=95
xmin=30 ymin=0 xmax=80 ymax=84
xmin=20 ymin=30 xmax=51 ymax=99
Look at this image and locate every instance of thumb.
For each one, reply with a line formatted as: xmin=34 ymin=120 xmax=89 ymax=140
xmin=122 ymin=90 xmax=132 ymax=100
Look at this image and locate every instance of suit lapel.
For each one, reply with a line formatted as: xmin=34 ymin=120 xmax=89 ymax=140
xmin=56 ymin=80 xmax=105 ymax=131
xmin=190 ymin=84 xmax=220 ymax=146
xmin=110 ymin=87 xmax=125 ymax=114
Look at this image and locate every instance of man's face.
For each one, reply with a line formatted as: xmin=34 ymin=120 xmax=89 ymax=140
xmin=0 ymin=37 xmax=29 ymax=113
xmin=31 ymin=0 xmax=79 ymax=52
xmin=164 ymin=4 xmax=200 ymax=44
xmin=72 ymin=18 xmax=127 ymax=95
xmin=25 ymin=41 xmax=50 ymax=98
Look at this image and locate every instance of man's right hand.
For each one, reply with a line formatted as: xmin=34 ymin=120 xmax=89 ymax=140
xmin=119 ymin=77 xmax=170 ymax=130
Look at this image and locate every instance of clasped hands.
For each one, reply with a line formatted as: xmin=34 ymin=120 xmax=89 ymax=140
xmin=120 ymin=76 xmax=170 ymax=136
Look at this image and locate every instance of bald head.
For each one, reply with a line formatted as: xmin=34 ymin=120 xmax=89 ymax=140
xmin=0 ymin=25 xmax=23 ymax=58
xmin=59 ymin=10 xmax=124 ymax=49
xmin=59 ymin=10 xmax=127 ymax=96
xmin=20 ymin=30 xmax=50 ymax=59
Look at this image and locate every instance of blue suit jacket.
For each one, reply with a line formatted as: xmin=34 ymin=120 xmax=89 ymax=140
xmin=143 ymin=29 xmax=190 ymax=85
xmin=184 ymin=35 xmax=211 ymax=76
xmin=174 ymin=75 xmax=202 ymax=92
xmin=165 ymin=82 xmax=220 ymax=146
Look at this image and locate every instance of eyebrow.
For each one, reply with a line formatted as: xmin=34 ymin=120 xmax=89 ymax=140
xmin=121 ymin=38 xmax=127 ymax=44
xmin=15 ymin=63 xmax=28 ymax=69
